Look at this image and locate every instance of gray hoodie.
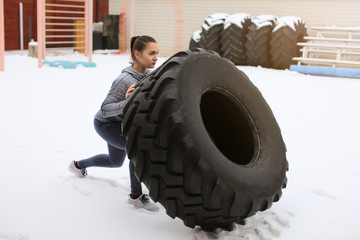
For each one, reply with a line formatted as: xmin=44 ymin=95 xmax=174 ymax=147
xmin=95 ymin=66 xmax=149 ymax=123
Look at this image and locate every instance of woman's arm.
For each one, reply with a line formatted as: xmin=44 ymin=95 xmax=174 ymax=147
xmin=100 ymin=79 xmax=131 ymax=118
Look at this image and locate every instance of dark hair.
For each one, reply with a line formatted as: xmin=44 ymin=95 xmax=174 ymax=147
xmin=130 ymin=35 xmax=156 ymax=62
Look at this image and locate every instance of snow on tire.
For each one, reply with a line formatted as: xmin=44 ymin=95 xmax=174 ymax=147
xmin=122 ymin=48 xmax=288 ymax=231
xmin=270 ymin=16 xmax=307 ymax=69
xmin=189 ymin=30 xmax=201 ymax=49
xmin=245 ymin=15 xmax=277 ymax=67
xmin=199 ymin=13 xmax=228 ymax=54
xmin=220 ymin=13 xmax=251 ymax=65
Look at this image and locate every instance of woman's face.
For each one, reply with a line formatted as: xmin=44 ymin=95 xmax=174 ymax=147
xmin=135 ymin=42 xmax=159 ymax=69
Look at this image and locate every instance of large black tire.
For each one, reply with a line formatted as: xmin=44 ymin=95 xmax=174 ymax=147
xmin=270 ymin=17 xmax=307 ymax=69
xmin=122 ymin=48 xmax=288 ymax=231
xmin=220 ymin=13 xmax=251 ymax=65
xmin=199 ymin=13 xmax=228 ymax=54
xmin=245 ymin=15 xmax=277 ymax=67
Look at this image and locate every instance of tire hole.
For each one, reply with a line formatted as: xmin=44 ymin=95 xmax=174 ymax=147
xmin=200 ymin=89 xmax=255 ymax=166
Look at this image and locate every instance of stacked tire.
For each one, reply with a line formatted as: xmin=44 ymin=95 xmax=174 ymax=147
xmin=122 ymin=48 xmax=288 ymax=231
xmin=198 ymin=13 xmax=228 ymax=55
xmin=189 ymin=14 xmax=307 ymax=69
xmin=270 ymin=16 xmax=307 ymax=69
xmin=245 ymin=15 xmax=277 ymax=68
xmin=221 ymin=14 xmax=251 ymax=65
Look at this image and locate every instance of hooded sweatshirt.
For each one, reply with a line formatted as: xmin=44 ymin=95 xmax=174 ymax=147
xmin=95 ymin=66 xmax=149 ymax=123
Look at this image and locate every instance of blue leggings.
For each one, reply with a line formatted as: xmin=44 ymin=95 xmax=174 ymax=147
xmin=78 ymin=118 xmax=142 ymax=196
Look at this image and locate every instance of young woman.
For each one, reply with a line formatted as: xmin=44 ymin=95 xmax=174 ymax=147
xmin=69 ymin=35 xmax=159 ymax=211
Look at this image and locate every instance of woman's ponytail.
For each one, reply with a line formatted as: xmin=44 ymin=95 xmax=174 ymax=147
xmin=130 ymin=36 xmax=139 ymax=52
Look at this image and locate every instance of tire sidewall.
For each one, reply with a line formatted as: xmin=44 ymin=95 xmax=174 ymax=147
xmin=177 ymin=53 xmax=287 ymax=196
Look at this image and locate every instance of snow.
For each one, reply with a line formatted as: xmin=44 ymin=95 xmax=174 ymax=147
xmin=28 ymin=40 xmax=38 ymax=47
xmin=224 ymin=13 xmax=251 ymax=30
xmin=252 ymin=19 xmax=272 ymax=30
xmin=255 ymin=15 xmax=277 ymax=24
xmin=202 ymin=20 xmax=223 ymax=32
xmin=1 ymin=51 xmax=360 ymax=240
xmin=192 ymin=30 xmax=202 ymax=42
xmin=252 ymin=15 xmax=278 ymax=29
xmin=273 ymin=16 xmax=305 ymax=32
xmin=205 ymin=13 xmax=229 ymax=24
xmin=202 ymin=13 xmax=229 ymax=32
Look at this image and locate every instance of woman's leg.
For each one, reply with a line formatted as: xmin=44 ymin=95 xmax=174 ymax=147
xmin=77 ymin=118 xmax=142 ymax=195
xmin=78 ymin=118 xmax=126 ymax=168
xmin=94 ymin=118 xmax=126 ymax=150
xmin=77 ymin=144 xmax=126 ymax=168
xmin=129 ymin=161 xmax=142 ymax=196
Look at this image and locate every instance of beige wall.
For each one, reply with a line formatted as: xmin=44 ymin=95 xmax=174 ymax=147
xmin=110 ymin=0 xmax=360 ymax=57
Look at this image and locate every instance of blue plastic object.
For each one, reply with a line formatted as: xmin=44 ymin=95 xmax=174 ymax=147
xmin=43 ymin=60 xmax=96 ymax=69
xmin=290 ymin=65 xmax=360 ymax=78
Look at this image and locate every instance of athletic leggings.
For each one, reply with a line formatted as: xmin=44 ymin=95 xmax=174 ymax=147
xmin=78 ymin=118 xmax=142 ymax=196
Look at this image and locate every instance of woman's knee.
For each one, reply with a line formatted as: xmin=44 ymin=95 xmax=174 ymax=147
xmin=108 ymin=149 xmax=127 ymax=167
xmin=110 ymin=161 xmax=124 ymax=168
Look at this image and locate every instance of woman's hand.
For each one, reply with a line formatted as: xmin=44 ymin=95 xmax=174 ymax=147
xmin=126 ymin=83 xmax=137 ymax=98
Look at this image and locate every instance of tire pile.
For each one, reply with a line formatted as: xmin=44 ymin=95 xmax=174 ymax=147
xmin=190 ymin=13 xmax=307 ymax=69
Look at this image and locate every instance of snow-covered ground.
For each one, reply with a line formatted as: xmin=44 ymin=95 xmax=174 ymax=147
xmin=1 ymin=50 xmax=360 ymax=240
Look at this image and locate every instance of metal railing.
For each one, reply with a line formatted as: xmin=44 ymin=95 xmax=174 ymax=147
xmin=37 ymin=0 xmax=93 ymax=68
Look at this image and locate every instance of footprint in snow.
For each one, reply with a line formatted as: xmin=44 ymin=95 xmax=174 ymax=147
xmin=312 ymin=189 xmax=337 ymax=200
xmin=127 ymin=203 xmax=163 ymax=215
xmin=0 ymin=232 xmax=29 ymax=240
xmin=54 ymin=175 xmax=128 ymax=197
xmin=193 ymin=210 xmax=293 ymax=240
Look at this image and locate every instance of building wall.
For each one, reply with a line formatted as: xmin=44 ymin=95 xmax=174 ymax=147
xmin=3 ymin=0 xmax=108 ymax=50
xmin=93 ymin=0 xmax=109 ymax=23
xmin=4 ymin=0 xmax=37 ymax=50
xmin=109 ymin=0 xmax=360 ymax=57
